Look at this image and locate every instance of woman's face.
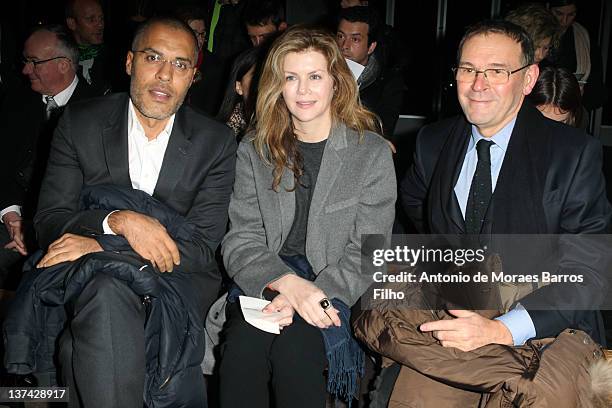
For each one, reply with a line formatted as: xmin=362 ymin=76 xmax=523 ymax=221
xmin=281 ymin=50 xmax=334 ymax=131
xmin=537 ymin=103 xmax=571 ymax=124
xmin=534 ymin=37 xmax=552 ymax=63
xmin=235 ymin=65 xmax=255 ymax=102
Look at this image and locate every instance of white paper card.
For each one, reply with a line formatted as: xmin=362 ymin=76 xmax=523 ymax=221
xmin=239 ymin=295 xmax=281 ymax=334
xmin=346 ymin=58 xmax=365 ymax=80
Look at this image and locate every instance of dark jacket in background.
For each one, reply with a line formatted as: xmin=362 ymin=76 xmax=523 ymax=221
xmin=0 ymin=79 xmax=97 ymax=220
xmin=359 ymin=55 xmax=404 ymax=139
xmin=543 ymin=24 xmax=607 ymax=111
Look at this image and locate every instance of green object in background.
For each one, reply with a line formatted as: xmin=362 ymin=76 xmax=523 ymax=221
xmin=207 ymin=0 xmax=222 ymax=53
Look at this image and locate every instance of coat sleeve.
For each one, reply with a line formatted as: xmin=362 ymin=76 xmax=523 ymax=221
xmin=399 ymin=128 xmax=430 ymax=233
xmin=523 ymin=135 xmax=612 ymax=338
xmin=178 ymin=131 xmax=236 ymax=274
xmin=313 ymin=140 xmax=397 ymax=306
xmin=34 ymin=107 xmax=110 ymax=248
xmin=221 ymin=142 xmax=295 ymax=297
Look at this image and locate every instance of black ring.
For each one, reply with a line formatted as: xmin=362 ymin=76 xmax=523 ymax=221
xmin=319 ymin=298 xmax=331 ymax=310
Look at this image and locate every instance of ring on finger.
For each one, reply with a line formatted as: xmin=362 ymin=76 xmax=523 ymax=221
xmin=319 ymin=297 xmax=332 ymax=310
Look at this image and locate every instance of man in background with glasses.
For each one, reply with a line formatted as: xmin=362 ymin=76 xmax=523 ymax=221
xmin=386 ymin=20 xmax=610 ymax=405
xmin=28 ymin=17 xmax=235 ymax=406
xmin=0 ymin=24 xmax=94 ymax=288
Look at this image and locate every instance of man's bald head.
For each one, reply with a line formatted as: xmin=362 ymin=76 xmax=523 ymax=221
xmin=66 ymin=0 xmax=105 ymax=45
xmin=131 ymin=17 xmax=199 ymax=62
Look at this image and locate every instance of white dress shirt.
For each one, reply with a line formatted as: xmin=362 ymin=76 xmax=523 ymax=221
xmin=102 ymin=100 xmax=175 ymax=234
xmin=41 ymin=75 xmax=79 ymax=107
xmin=1 ymin=75 xmax=79 ymax=223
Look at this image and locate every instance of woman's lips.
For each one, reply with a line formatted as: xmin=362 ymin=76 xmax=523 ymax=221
xmin=296 ymin=101 xmax=315 ymax=109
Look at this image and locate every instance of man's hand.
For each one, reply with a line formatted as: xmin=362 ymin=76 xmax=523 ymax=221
xmin=37 ymin=233 xmax=103 ymax=268
xmin=269 ymin=274 xmax=341 ymax=329
xmin=419 ymin=309 xmax=513 ymax=352
xmin=2 ymin=211 xmax=27 ymax=256
xmin=108 ymin=210 xmax=180 ymax=272
xmin=262 ymin=293 xmax=295 ymax=328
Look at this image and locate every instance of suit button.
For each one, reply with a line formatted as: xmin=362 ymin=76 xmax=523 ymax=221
xmin=568 ymin=329 xmax=576 ymax=334
xmin=18 ymin=171 xmax=24 ymax=178
xmin=583 ymin=337 xmax=591 ymax=345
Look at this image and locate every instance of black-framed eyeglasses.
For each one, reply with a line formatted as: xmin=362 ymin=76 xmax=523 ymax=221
xmin=452 ymin=64 xmax=530 ymax=85
xmin=192 ymin=30 xmax=207 ymax=39
xmin=22 ymin=56 xmax=71 ymax=67
xmin=132 ymin=50 xmax=194 ymax=74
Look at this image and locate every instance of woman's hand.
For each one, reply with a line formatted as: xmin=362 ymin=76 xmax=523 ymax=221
xmin=269 ymin=274 xmax=341 ymax=329
xmin=262 ymin=293 xmax=294 ymax=328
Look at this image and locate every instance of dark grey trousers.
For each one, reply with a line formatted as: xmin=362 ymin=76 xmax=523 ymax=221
xmin=59 ymin=273 xmax=146 ymax=408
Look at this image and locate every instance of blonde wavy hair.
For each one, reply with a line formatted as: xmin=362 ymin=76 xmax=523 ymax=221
xmin=253 ymin=25 xmax=380 ymax=191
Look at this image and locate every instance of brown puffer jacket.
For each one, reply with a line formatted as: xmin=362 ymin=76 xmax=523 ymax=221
xmin=353 ymin=301 xmax=612 ymax=407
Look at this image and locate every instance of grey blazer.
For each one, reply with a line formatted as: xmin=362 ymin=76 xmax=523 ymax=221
xmin=222 ymin=123 xmax=396 ymax=306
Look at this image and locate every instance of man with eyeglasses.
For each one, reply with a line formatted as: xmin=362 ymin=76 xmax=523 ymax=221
xmin=388 ymin=20 xmax=610 ymax=404
xmin=30 ymin=17 xmax=235 ymax=406
xmin=0 ymin=24 xmax=95 ymax=288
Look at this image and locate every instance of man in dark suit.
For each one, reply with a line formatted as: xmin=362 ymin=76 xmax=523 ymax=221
xmin=398 ymin=19 xmax=610 ymax=397
xmin=336 ymin=6 xmax=403 ymax=139
xmin=33 ymin=17 xmax=236 ymax=406
xmin=0 ymin=24 xmax=95 ymax=286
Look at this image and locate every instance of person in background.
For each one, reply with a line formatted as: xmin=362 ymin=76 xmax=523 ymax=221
xmin=176 ymin=5 xmax=208 ymax=72
xmin=66 ymin=0 xmax=119 ymax=94
xmin=0 ymin=25 xmax=96 ymax=288
xmin=529 ymin=65 xmax=586 ymax=128
xmin=188 ymin=0 xmax=254 ymax=116
xmin=505 ymin=2 xmax=561 ymax=64
xmin=546 ymin=0 xmax=606 ymax=111
xmin=242 ymin=0 xmax=287 ymax=47
xmin=218 ymin=25 xmax=395 ymax=408
xmin=216 ymin=45 xmax=267 ymax=138
xmin=336 ymin=6 xmax=403 ymax=139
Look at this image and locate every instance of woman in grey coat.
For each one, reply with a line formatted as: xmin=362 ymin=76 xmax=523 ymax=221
xmin=218 ymin=25 xmax=396 ymax=408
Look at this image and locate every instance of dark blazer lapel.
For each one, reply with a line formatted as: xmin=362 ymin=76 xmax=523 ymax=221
xmin=487 ymin=102 xmax=548 ymax=234
xmin=309 ymin=124 xmax=346 ymax=218
xmin=432 ymin=118 xmax=470 ymax=233
xmin=102 ymin=94 xmax=131 ymax=187
xmin=153 ymin=108 xmax=191 ymax=202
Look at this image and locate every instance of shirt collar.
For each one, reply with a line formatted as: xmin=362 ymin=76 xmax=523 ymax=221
xmin=42 ymin=75 xmax=78 ymax=107
xmin=128 ymin=99 xmax=175 ymax=141
xmin=469 ymin=116 xmax=517 ymax=153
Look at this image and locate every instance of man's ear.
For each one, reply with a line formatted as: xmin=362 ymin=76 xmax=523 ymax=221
xmin=66 ymin=17 xmax=76 ymax=31
xmin=523 ymin=63 xmax=539 ymax=95
xmin=367 ymin=40 xmax=377 ymax=56
xmin=125 ymin=51 xmax=134 ymax=76
xmin=58 ymin=58 xmax=70 ymax=74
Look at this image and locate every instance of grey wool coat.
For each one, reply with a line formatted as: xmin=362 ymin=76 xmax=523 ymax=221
xmin=221 ymin=123 xmax=396 ymax=307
